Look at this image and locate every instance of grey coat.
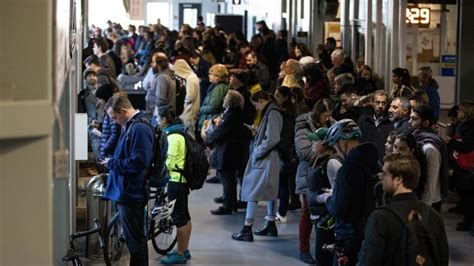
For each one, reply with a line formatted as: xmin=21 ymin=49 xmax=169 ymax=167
xmin=241 ymin=103 xmax=282 ymax=202
xmin=294 ymin=112 xmax=319 ymax=195
xmin=149 ymin=68 xmax=176 ymax=117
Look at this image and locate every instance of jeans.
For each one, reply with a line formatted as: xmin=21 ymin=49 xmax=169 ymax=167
xmin=245 ymin=201 xmax=277 ymax=224
xmin=116 ymin=202 xmax=148 ymax=266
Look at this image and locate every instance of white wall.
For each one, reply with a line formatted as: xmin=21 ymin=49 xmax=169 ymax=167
xmin=89 ymin=0 xmax=144 ymax=29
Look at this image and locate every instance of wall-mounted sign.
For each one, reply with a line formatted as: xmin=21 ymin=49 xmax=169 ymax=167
xmin=406 ymin=7 xmax=430 ymax=27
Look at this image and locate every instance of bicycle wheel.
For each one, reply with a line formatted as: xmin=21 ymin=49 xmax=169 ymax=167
xmin=103 ymin=213 xmax=129 ymax=265
xmin=151 ymin=218 xmax=177 ymax=255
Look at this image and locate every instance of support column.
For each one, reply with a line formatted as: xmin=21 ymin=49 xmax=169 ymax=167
xmin=390 ymin=0 xmax=400 ymax=72
xmin=365 ymin=0 xmax=373 ymax=67
xmin=374 ymin=0 xmax=383 ymax=77
xmin=340 ymin=0 xmax=351 ymax=54
xmin=399 ymin=0 xmax=407 ymax=68
xmin=456 ymin=0 xmax=474 ymax=102
xmin=350 ymin=0 xmax=359 ymax=64
xmin=312 ymin=0 xmax=325 ymax=56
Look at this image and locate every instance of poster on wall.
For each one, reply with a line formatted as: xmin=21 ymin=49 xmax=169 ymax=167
xmin=417 ymin=29 xmax=440 ymax=63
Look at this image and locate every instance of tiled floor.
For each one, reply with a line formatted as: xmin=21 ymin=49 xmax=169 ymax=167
xmin=85 ymin=177 xmax=474 ymax=265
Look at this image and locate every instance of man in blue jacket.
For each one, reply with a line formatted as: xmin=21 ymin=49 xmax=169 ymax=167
xmin=103 ymin=94 xmax=153 ymax=266
xmin=320 ymin=119 xmax=380 ymax=266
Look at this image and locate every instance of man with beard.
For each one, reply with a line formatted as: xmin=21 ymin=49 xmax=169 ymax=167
xmin=409 ymin=106 xmax=449 ymax=212
xmin=358 ymin=90 xmax=394 ymax=162
xmin=358 ymin=153 xmax=448 ymax=266
xmin=389 ymin=96 xmax=411 ymax=132
xmin=332 ymin=83 xmax=371 ymax=121
xmin=245 ymin=51 xmax=270 ymax=91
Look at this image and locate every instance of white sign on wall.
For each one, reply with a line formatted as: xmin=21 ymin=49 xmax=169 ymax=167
xmin=74 ymin=113 xmax=88 ymax=160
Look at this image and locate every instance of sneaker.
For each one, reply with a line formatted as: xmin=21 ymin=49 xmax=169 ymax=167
xmin=299 ymin=252 xmax=316 ymax=264
xmin=167 ymin=250 xmax=191 ymax=260
xmin=275 ymin=212 xmax=287 ymax=223
xmin=160 ymin=253 xmax=187 ymax=264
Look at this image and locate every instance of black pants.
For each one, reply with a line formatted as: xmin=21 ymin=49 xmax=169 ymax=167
xmin=218 ymin=169 xmax=238 ymax=209
xmin=314 ymin=223 xmax=334 ymax=266
xmin=278 ymin=162 xmax=295 ymax=216
xmin=332 ymin=236 xmax=362 ymax=266
xmin=459 ymin=191 xmax=474 ymax=225
xmin=117 ymin=202 xmax=148 ymax=266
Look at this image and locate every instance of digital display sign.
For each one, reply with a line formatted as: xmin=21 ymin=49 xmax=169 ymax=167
xmin=406 ymin=7 xmax=431 ymax=27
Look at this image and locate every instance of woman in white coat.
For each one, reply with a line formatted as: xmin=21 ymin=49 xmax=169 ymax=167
xmin=232 ymin=90 xmax=283 ymax=242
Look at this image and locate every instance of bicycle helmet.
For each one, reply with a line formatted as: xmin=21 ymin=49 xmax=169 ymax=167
xmin=152 ymin=199 xmax=177 ymax=220
xmin=323 ymin=119 xmax=362 ymax=146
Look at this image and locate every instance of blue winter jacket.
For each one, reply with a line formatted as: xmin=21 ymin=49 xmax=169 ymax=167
xmin=99 ymin=114 xmax=121 ymax=160
xmin=326 ymin=142 xmax=379 ymax=240
xmin=104 ymin=111 xmax=154 ymax=203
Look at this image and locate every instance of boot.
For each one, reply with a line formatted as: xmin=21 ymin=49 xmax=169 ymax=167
xmin=231 ymin=225 xmax=253 ymax=242
xmin=254 ymin=220 xmax=278 ymax=236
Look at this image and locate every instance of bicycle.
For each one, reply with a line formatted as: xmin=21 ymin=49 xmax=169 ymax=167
xmin=146 ymin=185 xmax=178 ymax=254
xmin=102 ymin=184 xmax=178 ymax=263
xmin=63 ymin=219 xmax=109 ymax=266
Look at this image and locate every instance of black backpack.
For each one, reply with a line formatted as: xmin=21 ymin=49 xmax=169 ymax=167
xmin=126 ymin=118 xmax=169 ymax=187
xmin=171 ymin=131 xmax=209 ymax=190
xmin=175 ymin=75 xmax=187 ymax=116
xmin=380 ymin=203 xmax=441 ymax=266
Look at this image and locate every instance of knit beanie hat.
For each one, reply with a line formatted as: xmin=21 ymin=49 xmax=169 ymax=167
xmin=83 ymin=68 xmax=97 ymax=79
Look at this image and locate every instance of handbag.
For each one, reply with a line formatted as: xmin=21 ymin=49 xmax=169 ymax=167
xmin=451 ymin=137 xmax=474 ymax=171
xmin=452 ymin=150 xmax=474 ymax=171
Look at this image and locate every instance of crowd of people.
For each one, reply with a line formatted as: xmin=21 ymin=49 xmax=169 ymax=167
xmin=79 ymin=18 xmax=474 ymax=266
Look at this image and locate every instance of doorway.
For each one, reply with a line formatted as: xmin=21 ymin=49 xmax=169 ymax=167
xmin=179 ymin=3 xmax=202 ymax=28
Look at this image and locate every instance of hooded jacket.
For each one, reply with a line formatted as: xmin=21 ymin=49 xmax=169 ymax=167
xmin=174 ymin=59 xmax=200 ymax=127
xmin=326 ymin=142 xmax=379 ymax=240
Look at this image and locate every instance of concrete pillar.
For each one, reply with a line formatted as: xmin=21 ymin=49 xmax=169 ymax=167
xmin=365 ymin=0 xmax=373 ymax=67
xmin=390 ymin=0 xmax=400 ymax=72
xmin=350 ymin=0 xmax=359 ymax=64
xmin=399 ymin=0 xmax=407 ymax=68
xmin=340 ymin=0 xmax=351 ymax=54
xmin=456 ymin=0 xmax=474 ymax=102
xmin=0 ymin=0 xmax=54 ymax=264
xmin=374 ymin=0 xmax=383 ymax=77
xmin=310 ymin=0 xmax=325 ymax=56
